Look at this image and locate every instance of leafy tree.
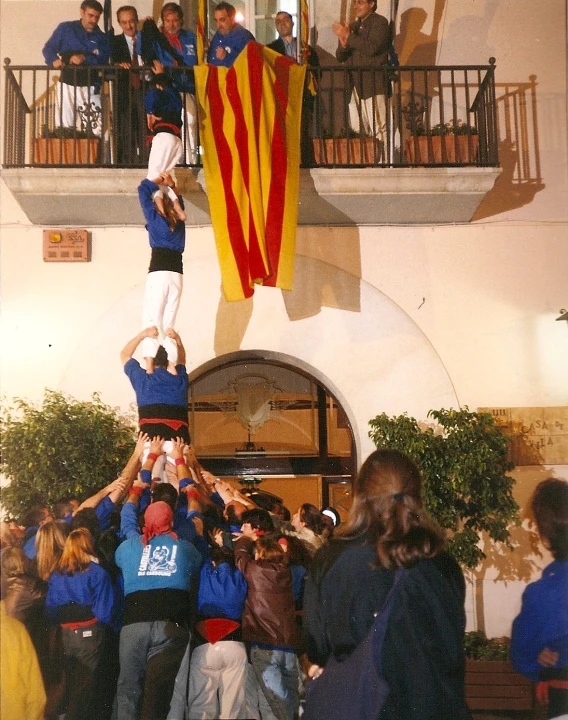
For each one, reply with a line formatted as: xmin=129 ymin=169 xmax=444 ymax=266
xmin=1 ymin=390 xmax=136 ymax=520
xmin=368 ymin=407 xmax=519 ymax=569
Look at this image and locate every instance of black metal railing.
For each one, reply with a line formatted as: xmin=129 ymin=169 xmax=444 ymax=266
xmin=3 ymin=57 xmax=498 ymax=169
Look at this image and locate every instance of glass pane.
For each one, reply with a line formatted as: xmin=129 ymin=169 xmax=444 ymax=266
xmin=327 ymin=396 xmax=353 ymax=456
xmin=255 ymin=18 xmax=279 ymax=45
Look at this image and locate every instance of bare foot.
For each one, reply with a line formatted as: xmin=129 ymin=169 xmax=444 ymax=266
xmin=173 ymin=199 xmax=187 ymax=222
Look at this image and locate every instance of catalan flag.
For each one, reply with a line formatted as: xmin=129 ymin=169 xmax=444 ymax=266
xmin=194 ymin=42 xmax=306 ymax=301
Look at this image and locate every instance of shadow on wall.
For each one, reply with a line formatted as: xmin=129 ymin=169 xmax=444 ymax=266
xmin=473 ymin=77 xmax=544 ymax=220
xmin=213 ymin=226 xmax=362 ymax=356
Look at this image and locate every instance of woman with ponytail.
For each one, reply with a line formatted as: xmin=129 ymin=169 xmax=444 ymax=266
xmin=45 ymin=528 xmax=115 ymax=720
xmin=303 ymin=449 xmax=471 ymax=720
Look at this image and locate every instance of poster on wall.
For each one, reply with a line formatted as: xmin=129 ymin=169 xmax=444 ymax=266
xmin=478 ymin=407 xmax=568 ymax=466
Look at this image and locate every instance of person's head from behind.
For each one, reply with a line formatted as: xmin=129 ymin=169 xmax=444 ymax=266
xmin=36 ymin=520 xmax=69 ymax=580
xmin=0 ymin=547 xmax=31 ymax=600
xmin=70 ymin=508 xmax=101 ymax=541
xmin=80 ymin=0 xmax=103 ymax=31
xmin=117 ymin=5 xmax=138 ymax=37
xmin=210 ymin=545 xmax=236 ymax=568
xmin=214 ymin=1 xmax=237 ymax=36
xmin=59 ymin=528 xmax=95 ymax=575
xmin=275 ymin=11 xmax=294 ymax=40
xmin=241 ymin=508 xmax=274 ymax=536
xmin=153 ymin=345 xmax=169 ymax=369
xmin=255 ymin=535 xmax=286 ymax=564
xmin=292 ymin=503 xmax=324 ymax=535
xmin=342 ymin=449 xmax=444 ymax=569
xmin=24 ymin=505 xmax=54 ymax=529
xmin=151 ymin=483 xmax=178 ymax=512
xmin=223 ymin=500 xmax=248 ymax=525
xmin=531 ymin=478 xmax=568 ymax=561
xmin=154 ymin=191 xmax=178 ymax=231
xmin=161 ymin=2 xmax=183 ymax=35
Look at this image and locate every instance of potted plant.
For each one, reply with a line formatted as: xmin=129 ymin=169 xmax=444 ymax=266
xmin=405 ymin=119 xmax=479 ymax=165
xmin=33 ymin=125 xmax=100 ymax=165
xmin=313 ymin=127 xmax=382 ymax=166
xmin=368 ymin=407 xmax=519 ymax=569
xmin=464 ymin=632 xmax=534 ymax=711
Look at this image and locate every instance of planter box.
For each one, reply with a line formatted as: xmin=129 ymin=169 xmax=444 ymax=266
xmin=313 ymin=138 xmax=382 ymax=165
xmin=465 ymin=659 xmax=534 ymax=711
xmin=405 ymin=135 xmax=479 ymax=164
xmin=33 ymin=138 xmax=99 ymax=165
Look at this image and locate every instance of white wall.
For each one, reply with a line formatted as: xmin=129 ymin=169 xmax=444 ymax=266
xmin=1 ymin=0 xmax=567 ymax=636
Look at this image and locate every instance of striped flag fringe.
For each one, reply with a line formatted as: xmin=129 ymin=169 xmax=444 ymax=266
xmin=194 ymin=42 xmax=306 ymax=301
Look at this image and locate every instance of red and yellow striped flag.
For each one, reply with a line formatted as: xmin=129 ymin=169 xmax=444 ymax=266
xmin=194 ymin=42 xmax=306 ymax=301
xmin=300 ymin=0 xmax=310 ymax=64
xmin=196 ymin=0 xmax=205 ymax=64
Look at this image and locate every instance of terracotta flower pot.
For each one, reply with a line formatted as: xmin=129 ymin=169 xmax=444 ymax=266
xmin=404 ymin=135 xmax=479 ymax=164
xmin=33 ymin=137 xmax=99 ymax=165
xmin=313 ymin=137 xmax=382 ymax=165
xmin=465 ymin=659 xmax=534 ymax=711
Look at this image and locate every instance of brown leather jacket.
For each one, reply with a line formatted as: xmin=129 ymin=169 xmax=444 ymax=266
xmin=234 ymin=537 xmax=300 ymax=649
xmin=336 ymin=12 xmax=390 ymax=98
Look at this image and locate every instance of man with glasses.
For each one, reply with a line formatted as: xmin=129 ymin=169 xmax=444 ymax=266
xmin=333 ymin=0 xmax=390 ymax=147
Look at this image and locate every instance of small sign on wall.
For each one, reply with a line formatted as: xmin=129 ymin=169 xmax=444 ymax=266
xmin=43 ymin=229 xmax=90 ymax=262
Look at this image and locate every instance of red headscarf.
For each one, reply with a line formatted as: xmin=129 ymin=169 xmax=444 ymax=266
xmin=141 ymin=501 xmax=177 ymax=545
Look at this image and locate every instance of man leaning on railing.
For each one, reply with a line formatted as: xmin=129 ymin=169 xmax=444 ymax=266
xmin=42 ymin=0 xmax=110 ymax=137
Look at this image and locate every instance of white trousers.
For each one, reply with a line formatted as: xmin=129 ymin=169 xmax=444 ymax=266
xmin=167 ymin=642 xmax=248 ymax=720
xmin=141 ymin=270 xmax=182 ymax=362
xmin=182 ymin=94 xmax=198 ymax=165
xmin=56 ymin=83 xmax=103 ymax=137
xmin=348 ymin=88 xmax=386 ymax=144
xmin=147 ymin=133 xmax=183 ymax=203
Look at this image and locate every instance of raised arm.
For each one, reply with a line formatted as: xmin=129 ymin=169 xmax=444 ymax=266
xmin=120 ymin=326 xmax=158 ymax=365
xmin=165 ymin=328 xmax=186 ymax=366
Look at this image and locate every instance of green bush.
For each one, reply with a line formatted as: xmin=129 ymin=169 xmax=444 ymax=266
xmin=1 ymin=390 xmax=136 ymax=520
xmin=464 ymin=631 xmax=510 ymax=661
xmin=368 ymin=407 xmax=519 ymax=569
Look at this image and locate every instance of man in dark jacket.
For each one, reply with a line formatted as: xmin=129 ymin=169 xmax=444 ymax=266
xmin=333 ymin=0 xmax=389 ymax=144
xmin=267 ymin=11 xmax=319 ymax=165
xmin=110 ymin=5 xmax=147 ymax=164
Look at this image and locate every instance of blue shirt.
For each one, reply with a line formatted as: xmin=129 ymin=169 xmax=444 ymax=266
xmin=197 ymin=559 xmax=247 ymax=620
xmin=138 ymin=179 xmax=186 ymax=254
xmin=43 ymin=20 xmax=110 ymax=89
xmin=46 ymin=561 xmax=115 ymax=626
xmin=511 ymin=560 xmax=568 ymax=681
xmin=115 ymin=532 xmax=201 ymax=596
xmin=207 ymin=25 xmax=255 ymax=67
xmin=136 ymin=28 xmax=197 ymax=92
xmin=124 ymin=358 xmax=188 ymax=408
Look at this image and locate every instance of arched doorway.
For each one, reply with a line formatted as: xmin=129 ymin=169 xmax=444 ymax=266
xmin=188 ymin=351 xmax=356 ymax=518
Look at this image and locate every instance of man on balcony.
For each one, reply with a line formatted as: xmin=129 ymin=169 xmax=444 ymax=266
xmin=137 ymin=3 xmax=198 ymax=165
xmin=42 ymin=0 xmax=110 ymax=137
xmin=111 ymin=5 xmax=147 ymax=164
xmin=267 ymin=11 xmax=319 ymax=165
xmin=333 ymin=0 xmax=389 ymax=147
xmin=207 ymin=2 xmax=255 ymax=68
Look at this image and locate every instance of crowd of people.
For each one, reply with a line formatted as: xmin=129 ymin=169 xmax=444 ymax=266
xmin=1 ymin=436 xmax=567 ymax=720
xmin=40 ymin=0 xmax=391 ymax=165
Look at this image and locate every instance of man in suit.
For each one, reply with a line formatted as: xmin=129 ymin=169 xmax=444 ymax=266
xmin=333 ymin=0 xmax=390 ymax=144
xmin=267 ymin=11 xmax=319 ymax=166
xmin=111 ymin=5 xmax=147 ymax=164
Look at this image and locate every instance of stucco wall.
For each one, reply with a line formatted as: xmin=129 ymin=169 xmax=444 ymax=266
xmin=1 ymin=0 xmax=567 ymax=636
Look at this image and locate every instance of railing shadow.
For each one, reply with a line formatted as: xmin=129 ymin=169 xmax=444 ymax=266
xmin=473 ymin=76 xmax=544 ymax=220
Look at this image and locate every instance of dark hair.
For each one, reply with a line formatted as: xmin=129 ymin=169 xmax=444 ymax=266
xmin=210 ymin=545 xmax=236 ymax=568
xmin=24 ymin=506 xmax=50 ymax=528
xmin=161 ymin=2 xmax=183 ymax=21
xmin=53 ymin=500 xmax=74 ymax=520
xmin=116 ymin=4 xmax=138 ymax=21
xmin=241 ymin=509 xmax=274 ymax=533
xmin=531 ymin=478 xmax=568 ymax=561
xmin=299 ymin=503 xmax=324 ymax=535
xmin=70 ymin=508 xmax=101 ymax=540
xmin=338 ymin=449 xmax=445 ymax=569
xmin=215 ymin=1 xmax=236 ymax=17
xmin=81 ymin=0 xmax=104 ymax=14
xmin=96 ymin=528 xmax=121 ymax=579
xmin=256 ymin=536 xmax=286 ymax=564
xmin=154 ymin=345 xmax=169 ymax=368
xmin=152 ymin=483 xmax=178 ymax=511
xmin=275 ymin=10 xmax=293 ymax=21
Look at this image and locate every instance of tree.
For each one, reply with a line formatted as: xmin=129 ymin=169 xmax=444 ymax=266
xmin=1 ymin=390 xmax=136 ymax=520
xmin=368 ymin=407 xmax=519 ymax=569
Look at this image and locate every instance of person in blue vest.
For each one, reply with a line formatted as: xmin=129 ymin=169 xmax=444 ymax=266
xmin=42 ymin=0 xmax=110 ymax=136
xmin=207 ymin=2 xmax=255 ymax=68
xmin=114 ymin=500 xmax=202 ymax=719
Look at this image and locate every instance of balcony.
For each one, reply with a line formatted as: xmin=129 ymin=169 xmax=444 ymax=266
xmin=2 ymin=58 xmax=500 ymax=226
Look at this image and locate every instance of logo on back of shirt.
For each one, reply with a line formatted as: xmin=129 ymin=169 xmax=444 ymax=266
xmin=186 ymin=45 xmax=195 ymax=55
xmin=138 ymin=544 xmax=178 ymax=576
